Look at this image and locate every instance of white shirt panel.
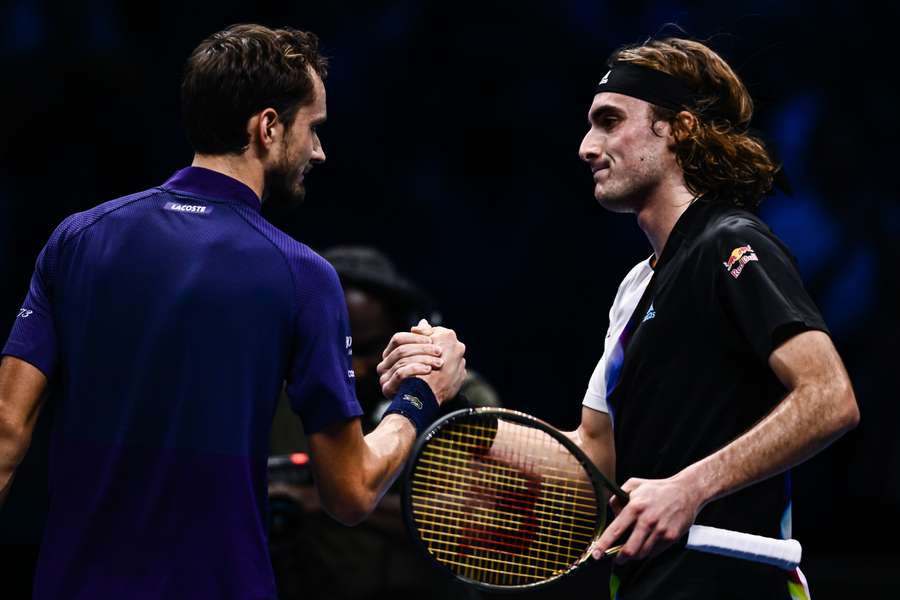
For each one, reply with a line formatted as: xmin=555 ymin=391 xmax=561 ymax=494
xmin=582 ymin=257 xmax=654 ymax=414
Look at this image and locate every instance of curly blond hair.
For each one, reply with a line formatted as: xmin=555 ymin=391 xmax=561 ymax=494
xmin=612 ymin=38 xmax=779 ymax=208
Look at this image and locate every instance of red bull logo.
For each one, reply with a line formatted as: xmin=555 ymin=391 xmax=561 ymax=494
xmin=723 ymin=245 xmax=758 ymax=279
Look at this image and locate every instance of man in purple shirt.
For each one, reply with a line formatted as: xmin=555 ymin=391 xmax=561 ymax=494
xmin=0 ymin=24 xmax=465 ymax=599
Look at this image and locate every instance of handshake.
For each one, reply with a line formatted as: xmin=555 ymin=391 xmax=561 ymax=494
xmin=376 ymin=319 xmax=468 ymax=406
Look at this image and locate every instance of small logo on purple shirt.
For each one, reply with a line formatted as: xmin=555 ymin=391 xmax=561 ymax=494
xmin=164 ymin=201 xmax=212 ymax=215
xmin=17 ymin=308 xmax=33 ymax=318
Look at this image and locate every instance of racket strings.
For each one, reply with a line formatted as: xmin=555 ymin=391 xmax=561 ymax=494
xmin=412 ymin=465 xmax=598 ymax=517
xmin=415 ymin=449 xmax=598 ymax=508
xmin=410 ymin=418 xmax=601 ymax=587
xmin=425 ymin=435 xmax=605 ymax=486
xmin=411 ymin=477 xmax=597 ymax=532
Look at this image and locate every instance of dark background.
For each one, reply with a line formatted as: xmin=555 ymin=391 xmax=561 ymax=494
xmin=1 ymin=0 xmax=897 ymax=597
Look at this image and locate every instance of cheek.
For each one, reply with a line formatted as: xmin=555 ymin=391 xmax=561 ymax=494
xmin=622 ymin=131 xmax=663 ymax=167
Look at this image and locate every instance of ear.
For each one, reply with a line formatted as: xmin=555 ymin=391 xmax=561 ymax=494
xmin=671 ymin=110 xmax=698 ymax=143
xmin=253 ymin=108 xmax=281 ymax=149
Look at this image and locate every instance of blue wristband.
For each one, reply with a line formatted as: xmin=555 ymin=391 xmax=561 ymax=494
xmin=382 ymin=378 xmax=439 ymax=435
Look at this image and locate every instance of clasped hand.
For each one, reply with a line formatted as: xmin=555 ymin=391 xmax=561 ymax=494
xmin=376 ymin=319 xmax=467 ymax=404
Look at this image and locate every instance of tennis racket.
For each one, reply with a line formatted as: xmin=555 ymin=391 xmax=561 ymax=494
xmin=401 ymin=407 xmax=802 ymax=591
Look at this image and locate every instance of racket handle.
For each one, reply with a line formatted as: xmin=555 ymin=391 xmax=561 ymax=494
xmin=686 ymin=525 xmax=802 ymax=570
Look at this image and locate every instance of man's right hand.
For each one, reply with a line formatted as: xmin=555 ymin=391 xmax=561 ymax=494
xmin=377 ymin=320 xmax=466 ymax=403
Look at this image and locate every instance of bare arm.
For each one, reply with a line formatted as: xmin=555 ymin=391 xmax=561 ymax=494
xmin=0 ymin=356 xmax=48 ymax=505
xmin=306 ymin=413 xmax=417 ymax=526
xmin=677 ymin=330 xmax=858 ymax=504
xmin=592 ymin=330 xmax=859 ymax=561
xmin=564 ymin=405 xmax=616 ymax=483
xmin=306 ymin=326 xmax=466 ymax=526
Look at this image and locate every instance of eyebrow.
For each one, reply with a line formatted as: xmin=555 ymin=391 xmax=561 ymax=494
xmin=589 ymin=104 xmax=625 ymax=125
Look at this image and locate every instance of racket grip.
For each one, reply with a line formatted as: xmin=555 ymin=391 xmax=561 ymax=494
xmin=686 ymin=525 xmax=802 ymax=570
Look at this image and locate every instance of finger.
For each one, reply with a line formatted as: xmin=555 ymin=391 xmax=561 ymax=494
xmin=381 ymin=332 xmax=434 ymax=359
xmin=620 ymin=478 xmax=644 ymax=494
xmin=411 ymin=319 xmax=434 ymax=335
xmin=390 ymin=343 xmax=443 ymax=361
xmin=377 ymin=344 xmax=443 ymax=375
xmin=378 ymin=347 xmax=444 ymax=377
xmin=635 ymin=528 xmax=664 ymax=560
xmin=428 ymin=327 xmax=457 ymax=343
xmin=379 ymin=356 xmax=444 ymax=389
xmin=609 ymin=494 xmax=626 ymax=516
xmin=591 ymin=507 xmax=635 ymax=559
xmin=615 ymin=522 xmax=651 ymax=564
xmin=386 ymin=363 xmax=433 ymax=388
xmin=381 ymin=364 xmax=433 ymax=397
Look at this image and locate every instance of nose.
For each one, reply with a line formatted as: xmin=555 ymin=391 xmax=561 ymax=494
xmin=312 ymin=133 xmax=326 ymax=164
xmin=579 ymin=128 xmax=599 ymax=164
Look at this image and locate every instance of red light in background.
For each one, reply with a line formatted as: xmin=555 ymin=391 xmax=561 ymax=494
xmin=290 ymin=452 xmax=309 ymax=465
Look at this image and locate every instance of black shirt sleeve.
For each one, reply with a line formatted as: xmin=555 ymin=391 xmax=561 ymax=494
xmin=711 ymin=215 xmax=829 ymax=363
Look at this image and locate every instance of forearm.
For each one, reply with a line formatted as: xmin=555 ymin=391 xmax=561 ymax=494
xmin=311 ymin=413 xmax=417 ymax=526
xmin=0 ymin=357 xmax=48 ymax=506
xmin=0 ymin=411 xmax=38 ymax=505
xmin=359 ymin=414 xmax=417 ymax=508
xmin=675 ymin=378 xmax=858 ymax=508
xmin=0 ymin=429 xmax=25 ymax=505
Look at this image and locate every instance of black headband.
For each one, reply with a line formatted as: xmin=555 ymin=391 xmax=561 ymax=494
xmin=595 ymin=61 xmax=695 ymax=112
xmin=593 ymin=61 xmax=793 ymax=197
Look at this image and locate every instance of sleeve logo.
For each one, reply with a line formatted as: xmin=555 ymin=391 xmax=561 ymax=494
xmin=17 ymin=308 xmax=33 ymax=318
xmin=723 ymin=245 xmax=758 ymax=279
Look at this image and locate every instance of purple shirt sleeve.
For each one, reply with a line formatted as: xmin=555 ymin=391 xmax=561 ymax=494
xmin=284 ymin=256 xmax=363 ymax=433
xmin=2 ymin=218 xmax=72 ymax=377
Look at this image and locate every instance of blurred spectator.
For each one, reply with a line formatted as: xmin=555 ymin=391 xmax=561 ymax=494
xmin=268 ymin=246 xmax=500 ymax=600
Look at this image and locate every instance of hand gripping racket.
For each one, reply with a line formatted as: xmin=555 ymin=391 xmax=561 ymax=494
xmin=401 ymin=408 xmax=802 ymax=591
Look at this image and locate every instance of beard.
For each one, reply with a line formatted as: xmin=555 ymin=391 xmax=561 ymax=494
xmin=262 ymin=155 xmax=307 ymax=210
xmin=594 ymin=156 xmax=663 ymax=214
xmin=595 ymin=176 xmax=653 ymax=213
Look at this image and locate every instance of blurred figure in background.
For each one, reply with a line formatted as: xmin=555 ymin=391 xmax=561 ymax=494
xmin=269 ymin=245 xmax=500 ymax=600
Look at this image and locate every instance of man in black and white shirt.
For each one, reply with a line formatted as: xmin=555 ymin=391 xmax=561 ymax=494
xmin=572 ymin=38 xmax=858 ymax=599
xmin=382 ymin=36 xmax=858 ymax=600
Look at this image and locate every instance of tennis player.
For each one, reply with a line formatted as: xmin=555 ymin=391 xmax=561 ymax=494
xmin=0 ymin=24 xmax=465 ymax=600
xmin=380 ymin=37 xmax=858 ymax=599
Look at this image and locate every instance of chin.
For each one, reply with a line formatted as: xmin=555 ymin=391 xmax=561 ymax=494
xmin=264 ymin=181 xmax=307 ymax=209
xmin=595 ymin=189 xmax=637 ymax=214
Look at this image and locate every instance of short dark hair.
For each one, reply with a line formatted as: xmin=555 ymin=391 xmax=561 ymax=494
xmin=181 ymin=23 xmax=328 ymax=155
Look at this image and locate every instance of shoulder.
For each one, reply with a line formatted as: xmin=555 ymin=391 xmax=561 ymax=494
xmin=693 ymin=202 xmax=793 ymax=261
xmin=46 ymin=188 xmax=163 ymax=251
xmin=697 ymin=203 xmax=768 ymax=240
xmin=256 ymin=224 xmax=344 ymax=308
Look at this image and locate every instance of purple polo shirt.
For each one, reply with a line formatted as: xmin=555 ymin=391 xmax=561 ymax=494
xmin=3 ymin=167 xmax=363 ymax=599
